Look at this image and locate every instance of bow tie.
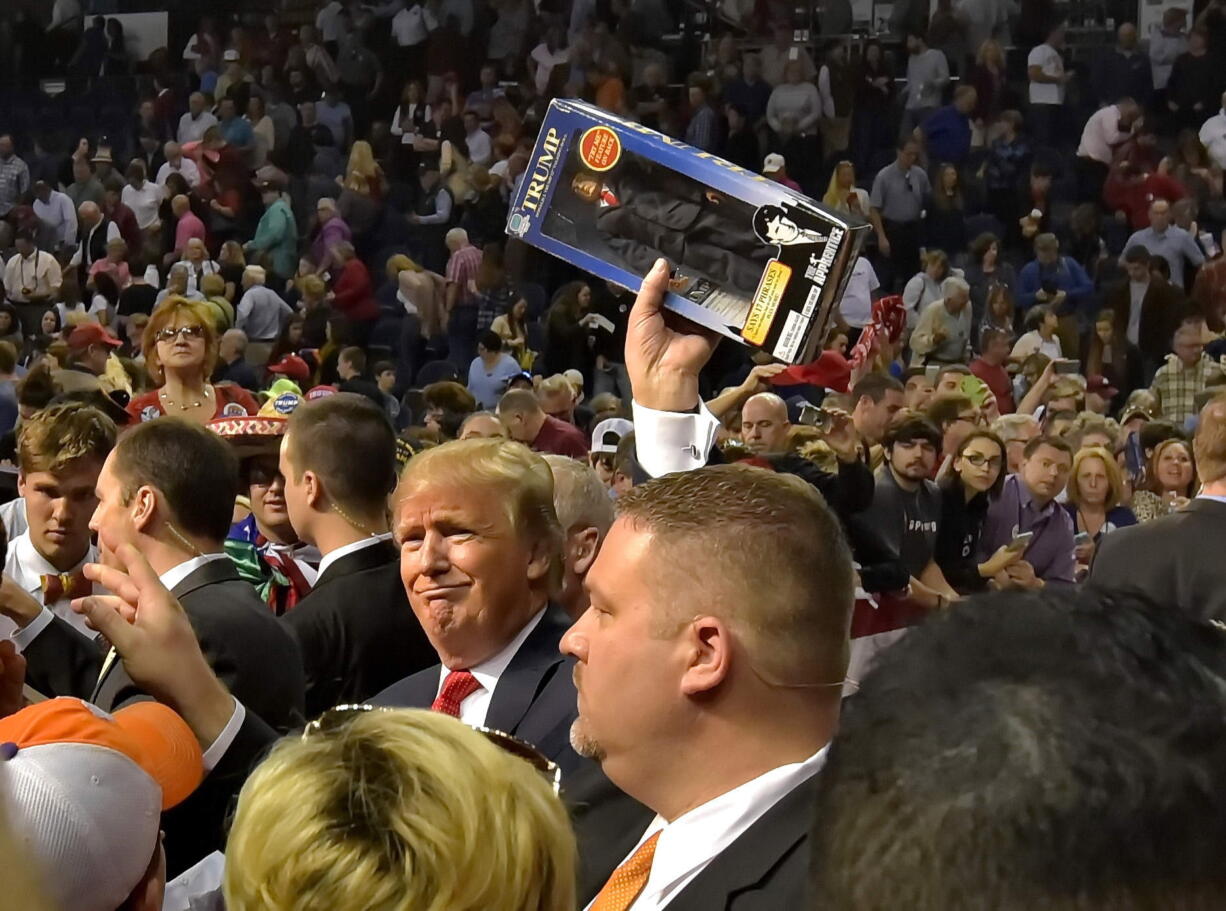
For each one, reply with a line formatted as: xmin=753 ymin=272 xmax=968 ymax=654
xmin=40 ymin=571 xmax=92 ymax=605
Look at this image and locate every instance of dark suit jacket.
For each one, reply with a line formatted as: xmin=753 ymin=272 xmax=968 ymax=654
xmin=575 ymin=772 xmax=820 ymax=910
xmin=1089 ymin=497 xmax=1226 ymax=623
xmin=283 ymin=539 xmax=436 ymax=719
xmin=21 ymin=557 xmax=305 ymax=877
xmin=1107 ymin=276 xmax=1188 ymax=364
xmin=372 ymin=602 xmax=584 ymax=777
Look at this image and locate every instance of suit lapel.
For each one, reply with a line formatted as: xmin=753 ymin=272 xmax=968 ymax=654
xmin=485 ymin=604 xmax=569 ymax=735
xmin=663 ymin=775 xmax=819 ymax=911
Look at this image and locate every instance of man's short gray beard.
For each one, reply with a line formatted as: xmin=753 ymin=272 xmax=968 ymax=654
xmin=569 ymin=717 xmax=607 ymax=762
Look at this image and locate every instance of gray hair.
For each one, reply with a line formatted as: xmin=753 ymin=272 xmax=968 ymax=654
xmin=942 ymin=275 xmax=971 ymax=296
xmin=244 ymin=265 xmax=267 ymax=285
xmin=991 ymin=413 xmax=1040 ymax=443
xmin=222 ymin=328 xmax=248 ymax=352
xmin=542 ymin=454 xmax=614 ymax=536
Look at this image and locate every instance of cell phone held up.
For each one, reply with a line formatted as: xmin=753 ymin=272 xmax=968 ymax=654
xmin=1053 ymin=359 xmax=1080 ymax=376
xmin=797 ymin=403 xmax=834 ymax=432
xmin=1006 ymin=531 xmax=1034 ymax=553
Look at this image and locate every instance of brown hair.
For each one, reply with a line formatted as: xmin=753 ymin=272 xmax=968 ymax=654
xmin=113 ymin=417 xmax=239 ymax=542
xmin=142 ymin=297 xmax=219 ymax=385
xmin=616 ymin=464 xmax=854 ymax=684
xmin=1067 ymin=446 xmax=1125 ymax=511
xmin=18 ymin=402 xmax=116 ymax=475
xmin=287 ymin=394 xmax=397 ymax=516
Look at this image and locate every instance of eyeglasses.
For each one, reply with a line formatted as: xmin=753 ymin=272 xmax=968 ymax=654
xmin=248 ymin=463 xmax=284 ymax=487
xmin=155 ymin=325 xmax=205 ymax=343
xmin=962 ymin=453 xmax=1003 ymax=469
xmin=304 ymin=704 xmax=562 ymax=794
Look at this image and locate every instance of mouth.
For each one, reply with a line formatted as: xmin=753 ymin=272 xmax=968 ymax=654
xmin=415 ymin=584 xmax=469 ymax=601
xmin=44 ymin=528 xmax=70 ymax=542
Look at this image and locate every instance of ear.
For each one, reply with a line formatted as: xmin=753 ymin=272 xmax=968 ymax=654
xmin=569 ymin=526 xmax=601 ymax=576
xmin=130 ymin=485 xmax=158 ymax=534
xmin=679 ymin=615 xmax=732 ymax=697
xmin=16 ymin=472 xmax=25 ymax=499
xmin=526 ymin=535 xmax=553 ymax=583
xmin=303 ymin=469 xmax=324 ymax=510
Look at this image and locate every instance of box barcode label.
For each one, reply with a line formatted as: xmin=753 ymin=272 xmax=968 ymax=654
xmin=773 ymin=309 xmax=807 ymax=362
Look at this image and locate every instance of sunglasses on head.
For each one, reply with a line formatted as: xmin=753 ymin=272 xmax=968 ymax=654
xmin=303 ymin=704 xmax=562 ymax=794
xmin=155 ymin=325 xmax=205 ymax=343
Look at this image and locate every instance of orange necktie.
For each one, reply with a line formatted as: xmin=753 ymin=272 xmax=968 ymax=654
xmin=590 ymin=831 xmax=661 ymax=911
xmin=40 ymin=571 xmax=92 ymax=605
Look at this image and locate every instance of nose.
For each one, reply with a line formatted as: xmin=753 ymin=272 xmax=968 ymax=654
xmin=560 ymin=614 xmax=589 ymax=661
xmin=412 ymin=530 xmax=451 ymax=577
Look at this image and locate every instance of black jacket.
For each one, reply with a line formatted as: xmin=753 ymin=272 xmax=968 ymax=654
xmin=575 ymin=772 xmax=820 ymax=910
xmin=282 ymin=539 xmax=436 ymax=720
xmin=1088 ymin=497 xmax=1226 ymax=623
xmin=372 ymin=603 xmax=585 ymax=778
xmin=934 ymin=482 xmax=991 ymax=594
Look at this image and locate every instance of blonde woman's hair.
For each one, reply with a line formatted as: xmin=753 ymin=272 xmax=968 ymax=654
xmin=397 ymin=438 xmax=564 ymax=592
xmin=1067 ymin=446 xmax=1125 ymax=511
xmin=142 ymin=297 xmax=219 ymax=385
xmin=386 ymin=253 xmax=422 ymax=282
xmin=821 ymin=160 xmax=855 ymax=210
xmin=223 ymin=710 xmax=576 ymax=911
xmin=346 ymin=139 xmax=378 ymax=181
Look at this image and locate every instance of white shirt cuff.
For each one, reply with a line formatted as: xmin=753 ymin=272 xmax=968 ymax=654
xmin=201 ymin=698 xmax=247 ymax=773
xmin=631 ymin=399 xmax=720 ymax=478
xmin=10 ymin=607 xmax=54 ymax=652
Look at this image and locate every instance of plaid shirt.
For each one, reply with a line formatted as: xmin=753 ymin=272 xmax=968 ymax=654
xmin=445 ymin=243 xmax=483 ymax=309
xmin=0 ymin=154 xmax=30 ymax=216
xmin=1150 ymin=353 xmax=1225 ymax=424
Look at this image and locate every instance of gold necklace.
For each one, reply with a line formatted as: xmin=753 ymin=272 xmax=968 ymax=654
xmin=159 ymin=384 xmax=213 ymax=412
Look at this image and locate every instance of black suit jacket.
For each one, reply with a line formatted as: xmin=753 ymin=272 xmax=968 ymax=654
xmin=574 ymin=772 xmax=820 ymax=910
xmin=1089 ymin=498 xmax=1226 ymax=623
xmin=372 ymin=603 xmax=584 ymax=777
xmin=22 ymin=557 xmax=306 ymax=877
xmin=1107 ymin=276 xmax=1188 ymax=363
xmin=282 ymin=539 xmax=436 ymax=719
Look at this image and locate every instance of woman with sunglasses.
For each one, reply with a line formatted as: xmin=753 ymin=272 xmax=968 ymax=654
xmin=934 ymin=430 xmax=1021 ymax=594
xmin=225 ymin=708 xmax=575 ymax=911
xmin=126 ymin=298 xmax=257 ymax=425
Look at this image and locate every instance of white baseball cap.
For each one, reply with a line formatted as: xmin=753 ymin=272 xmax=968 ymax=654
xmin=763 ymin=153 xmax=786 ymax=173
xmin=591 ymin=417 xmax=633 ymax=455
xmin=0 ymin=698 xmax=204 ymax=911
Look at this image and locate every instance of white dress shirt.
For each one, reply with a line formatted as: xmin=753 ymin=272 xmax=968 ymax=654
xmin=4 ymin=249 xmax=62 ymax=302
xmin=316 ymin=0 xmax=345 ymax=41
xmin=178 ymin=110 xmax=219 ymax=145
xmin=157 ymin=157 xmax=201 ymax=189
xmin=1200 ymin=109 xmax=1226 ymax=169
xmin=391 ymin=3 xmax=437 ymax=46
xmin=1027 ymin=42 xmax=1064 ymax=105
xmin=838 ymin=257 xmax=880 ymax=328
xmin=585 ymin=748 xmax=828 ymax=911
xmin=315 ymin=533 xmax=393 ymax=580
xmin=0 ymin=532 xmax=100 ymax=642
xmin=33 ymin=189 xmax=78 ymax=249
xmin=434 ymin=608 xmax=546 ymax=726
xmin=465 ymin=128 xmax=493 ymax=167
xmin=121 ymin=180 xmax=165 ymax=230
xmin=236 ymin=285 xmax=293 ymax=341
xmin=631 ymin=400 xmax=720 ymax=478
xmin=1076 ymin=105 xmax=1127 ymax=165
xmin=160 ymin=552 xmax=230 ymax=592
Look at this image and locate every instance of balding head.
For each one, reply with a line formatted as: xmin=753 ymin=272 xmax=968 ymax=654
xmin=78 ymin=201 xmax=100 ymax=226
xmin=543 ymin=453 xmax=615 ymax=620
xmin=742 ymin=393 xmax=790 ymax=454
xmin=163 ymin=141 xmax=181 ymax=161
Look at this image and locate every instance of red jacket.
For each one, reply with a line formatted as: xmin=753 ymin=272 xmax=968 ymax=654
xmin=1103 ymin=172 xmax=1185 ymax=231
xmin=332 ymin=258 xmax=379 ymax=323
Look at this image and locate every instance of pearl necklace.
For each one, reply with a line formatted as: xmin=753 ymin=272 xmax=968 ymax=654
xmin=159 ymin=384 xmax=213 ymax=412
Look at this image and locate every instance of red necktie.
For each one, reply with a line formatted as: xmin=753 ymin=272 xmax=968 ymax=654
xmin=431 ymin=669 xmax=481 ymax=717
xmin=40 ymin=572 xmax=93 ymax=605
xmin=591 ymin=831 xmax=661 ymax=911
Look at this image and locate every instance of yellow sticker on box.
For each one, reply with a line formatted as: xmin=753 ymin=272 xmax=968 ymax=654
xmin=742 ymin=260 xmax=791 ymax=345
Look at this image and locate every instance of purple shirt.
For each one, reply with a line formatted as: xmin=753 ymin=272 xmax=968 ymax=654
xmin=979 ymin=474 xmax=1076 ymax=585
xmin=312 ymin=215 xmax=352 ymax=268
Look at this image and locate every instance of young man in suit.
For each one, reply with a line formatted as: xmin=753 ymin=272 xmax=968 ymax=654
xmin=0 ymin=402 xmax=115 ymax=642
xmin=278 ymin=393 xmax=436 ymax=718
xmin=1089 ymin=394 xmax=1226 ymax=622
xmin=373 ymin=438 xmax=585 ymax=778
xmin=3 ymin=417 xmax=305 ymax=875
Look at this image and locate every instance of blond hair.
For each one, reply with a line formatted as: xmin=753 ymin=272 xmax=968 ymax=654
xmin=542 ymin=453 xmax=614 ymax=534
xmin=398 ymin=439 xmax=563 ymax=591
xmin=615 ymin=464 xmax=854 ymax=684
xmin=1067 ymin=446 xmax=1125 ymax=511
xmin=18 ymin=401 xmax=116 ymax=475
xmin=224 ymin=710 xmax=576 ymax=911
xmin=1194 ymin=395 xmax=1226 ymax=484
xmin=142 ymin=297 xmax=219 ymax=385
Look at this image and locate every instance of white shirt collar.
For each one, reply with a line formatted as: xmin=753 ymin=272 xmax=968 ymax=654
xmin=316 ymin=533 xmax=392 ymax=579
xmin=440 ymin=606 xmax=546 ymax=683
xmin=591 ymin=747 xmax=828 ymax=911
xmin=160 ymin=552 xmax=229 ymax=592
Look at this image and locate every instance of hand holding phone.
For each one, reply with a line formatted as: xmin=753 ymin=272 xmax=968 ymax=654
xmin=1006 ymin=531 xmax=1034 ymax=552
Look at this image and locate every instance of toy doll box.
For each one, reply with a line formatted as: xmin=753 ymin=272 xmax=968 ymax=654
xmin=505 ymin=98 xmax=869 ymax=364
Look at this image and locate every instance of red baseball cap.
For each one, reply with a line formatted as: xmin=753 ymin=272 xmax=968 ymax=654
xmin=67 ymin=323 xmax=123 ymax=352
xmin=266 ymin=354 xmax=310 ymax=383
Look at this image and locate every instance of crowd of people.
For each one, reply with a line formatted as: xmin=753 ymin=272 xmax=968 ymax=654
xmin=3 ymin=0 xmax=1226 ymax=909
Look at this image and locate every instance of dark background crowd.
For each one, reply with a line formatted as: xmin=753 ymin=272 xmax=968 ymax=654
xmin=4 ymin=0 xmax=1226 ymax=910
